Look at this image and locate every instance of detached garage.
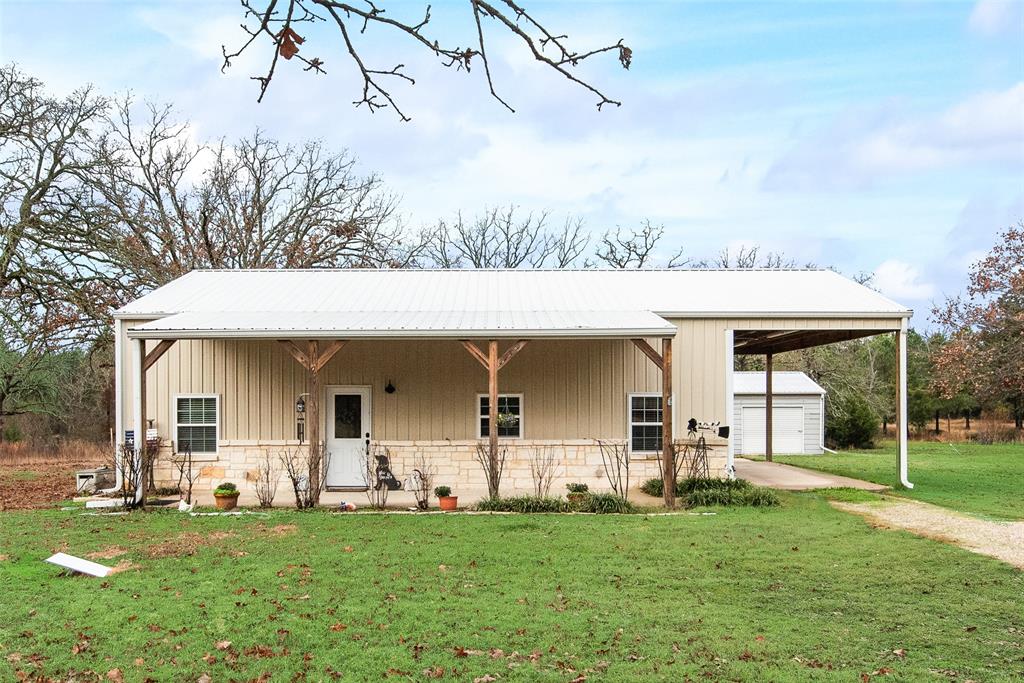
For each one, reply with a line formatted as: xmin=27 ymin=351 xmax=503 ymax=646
xmin=733 ymin=372 xmax=826 ymax=455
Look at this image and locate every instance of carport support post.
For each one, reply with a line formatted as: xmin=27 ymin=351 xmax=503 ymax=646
xmin=896 ymin=320 xmax=914 ymax=489
xmin=661 ymin=338 xmax=675 ymax=509
xmin=765 ymin=352 xmax=773 ymax=463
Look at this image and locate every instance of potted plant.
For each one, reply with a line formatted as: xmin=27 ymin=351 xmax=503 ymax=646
xmin=214 ymin=482 xmax=240 ymax=510
xmin=434 ymin=485 xmax=458 ymax=511
xmin=566 ymin=482 xmax=589 ymax=504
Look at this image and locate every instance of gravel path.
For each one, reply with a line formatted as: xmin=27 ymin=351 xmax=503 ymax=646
xmin=832 ymin=498 xmax=1024 ymax=569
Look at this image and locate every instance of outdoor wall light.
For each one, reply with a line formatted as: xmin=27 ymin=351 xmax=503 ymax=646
xmin=295 ymin=393 xmax=309 ymax=443
xmin=385 ymin=381 xmax=396 ymax=394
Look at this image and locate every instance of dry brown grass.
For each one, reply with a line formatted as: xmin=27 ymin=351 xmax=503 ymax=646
xmin=0 ymin=439 xmax=109 ymax=467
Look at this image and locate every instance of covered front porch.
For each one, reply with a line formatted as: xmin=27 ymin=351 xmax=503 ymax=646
xmin=118 ymin=310 xmax=691 ymax=506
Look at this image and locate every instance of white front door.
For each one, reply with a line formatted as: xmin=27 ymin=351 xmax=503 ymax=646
xmin=324 ymin=386 xmax=371 ymax=488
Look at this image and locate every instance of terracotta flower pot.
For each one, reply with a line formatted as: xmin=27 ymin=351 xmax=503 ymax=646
xmin=214 ymin=493 xmax=239 ymax=510
xmin=438 ymin=495 xmax=458 ymax=511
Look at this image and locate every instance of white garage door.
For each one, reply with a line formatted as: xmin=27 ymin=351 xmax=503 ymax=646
xmin=741 ymin=406 xmax=804 ymax=455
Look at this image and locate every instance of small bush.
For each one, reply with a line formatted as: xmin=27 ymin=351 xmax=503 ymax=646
xmin=680 ymin=478 xmax=778 ymax=508
xmin=565 ymin=482 xmax=589 ymax=494
xmin=827 ymin=395 xmax=879 ymax=449
xmin=434 ymin=485 xmax=452 ymax=498
xmin=573 ymin=493 xmax=636 ymax=514
xmin=214 ymin=482 xmax=238 ymax=496
xmin=476 ymin=496 xmax=570 ymax=513
xmin=740 ymin=487 xmax=781 ymax=507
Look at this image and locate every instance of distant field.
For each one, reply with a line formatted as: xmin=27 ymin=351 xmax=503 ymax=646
xmin=770 ymin=441 xmax=1024 ymax=520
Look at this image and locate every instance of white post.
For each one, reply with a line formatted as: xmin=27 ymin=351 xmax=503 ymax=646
xmin=724 ymin=329 xmax=735 ymax=479
xmin=132 ymin=338 xmax=146 ymax=504
xmin=111 ymin=318 xmax=124 ymax=492
xmin=897 ymin=318 xmax=914 ymax=489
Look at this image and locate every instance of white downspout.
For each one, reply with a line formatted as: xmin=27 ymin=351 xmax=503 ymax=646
xmin=724 ymin=329 xmax=736 ymax=479
xmin=819 ymin=394 xmax=838 ymax=453
xmin=898 ymin=318 xmax=914 ymax=489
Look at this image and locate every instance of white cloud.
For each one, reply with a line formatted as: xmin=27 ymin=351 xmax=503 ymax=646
xmin=763 ymin=82 xmax=1024 ymax=190
xmin=873 ymin=260 xmax=937 ymax=300
xmin=968 ymin=0 xmax=1023 ymax=36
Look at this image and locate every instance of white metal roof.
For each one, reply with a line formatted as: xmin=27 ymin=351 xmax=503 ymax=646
xmin=117 ymin=269 xmax=910 ymax=338
xmin=733 ymin=371 xmax=826 ymax=396
xmin=127 ymin=310 xmax=676 ymax=339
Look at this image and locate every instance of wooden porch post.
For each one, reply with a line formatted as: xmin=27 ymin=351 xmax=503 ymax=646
xmin=459 ymin=339 xmax=529 ymax=498
xmin=661 ymin=337 xmax=674 ymax=508
xmin=278 ymin=339 xmax=347 ymax=506
xmin=307 ymin=340 xmax=321 ymax=503
xmin=488 ymin=340 xmax=499 ymax=493
xmin=765 ymin=351 xmax=774 ymax=463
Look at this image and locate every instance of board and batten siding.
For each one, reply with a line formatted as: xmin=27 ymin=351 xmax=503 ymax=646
xmin=119 ymin=320 xmax=664 ymax=445
xmin=732 ymin=395 xmax=824 ymax=455
xmin=670 ymin=317 xmax=899 ymax=431
xmin=120 ymin=316 xmax=899 ymax=449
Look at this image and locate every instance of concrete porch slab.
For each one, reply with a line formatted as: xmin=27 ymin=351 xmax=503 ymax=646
xmin=734 ymin=457 xmax=888 ymax=492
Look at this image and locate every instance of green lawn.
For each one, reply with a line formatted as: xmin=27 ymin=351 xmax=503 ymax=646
xmin=768 ymin=441 xmax=1024 ymax=520
xmin=1 ymin=498 xmax=1021 ymax=681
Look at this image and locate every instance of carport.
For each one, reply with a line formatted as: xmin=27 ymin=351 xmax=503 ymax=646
xmin=728 ymin=318 xmax=913 ymax=489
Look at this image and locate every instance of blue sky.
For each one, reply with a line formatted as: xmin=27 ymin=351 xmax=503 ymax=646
xmin=1 ymin=0 xmax=1022 ymax=326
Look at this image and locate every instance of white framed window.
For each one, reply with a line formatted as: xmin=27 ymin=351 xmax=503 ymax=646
xmin=629 ymin=393 xmax=662 ymax=453
xmin=175 ymin=395 xmax=219 ymax=454
xmin=478 ymin=393 xmax=523 ymax=439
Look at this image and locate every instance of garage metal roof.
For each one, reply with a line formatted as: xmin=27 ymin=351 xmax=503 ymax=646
xmin=733 ymin=371 xmax=826 ymax=396
xmin=117 ymin=269 xmax=910 ymax=339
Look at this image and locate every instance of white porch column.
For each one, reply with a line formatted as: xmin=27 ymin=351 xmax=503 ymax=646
xmin=111 ymin=318 xmax=124 ymax=491
xmin=897 ymin=318 xmax=914 ymax=489
xmin=132 ymin=337 xmax=146 ymax=504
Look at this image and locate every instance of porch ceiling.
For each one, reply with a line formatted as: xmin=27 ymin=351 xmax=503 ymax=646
xmin=733 ymin=328 xmax=890 ymax=355
xmin=125 ymin=309 xmax=678 ymax=340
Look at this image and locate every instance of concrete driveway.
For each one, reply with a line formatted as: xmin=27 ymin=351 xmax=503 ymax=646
xmin=735 ymin=457 xmax=888 ymax=492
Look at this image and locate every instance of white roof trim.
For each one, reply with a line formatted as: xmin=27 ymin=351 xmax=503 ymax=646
xmin=126 ymin=310 xmax=678 ymax=340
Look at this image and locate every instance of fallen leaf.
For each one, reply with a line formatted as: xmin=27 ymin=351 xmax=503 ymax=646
xmin=892 ymin=648 xmax=906 ymax=658
xmin=197 ymin=675 xmax=212 ymax=683
xmin=106 ymin=669 xmax=124 ymax=683
xmin=473 ymin=676 xmax=497 ymax=683
xmin=215 ymin=640 xmax=232 ymax=651
xmin=422 ymin=666 xmax=444 ymax=679
xmin=330 ymin=623 xmax=348 ymax=632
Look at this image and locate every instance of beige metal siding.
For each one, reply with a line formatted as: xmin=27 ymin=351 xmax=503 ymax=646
xmin=671 ymin=317 xmax=899 ymax=434
xmin=121 ymin=316 xmax=897 ymax=449
xmin=120 ymin=322 xmax=663 ymax=445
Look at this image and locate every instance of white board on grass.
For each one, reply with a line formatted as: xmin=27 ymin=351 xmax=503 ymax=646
xmin=45 ymin=552 xmax=112 ymax=577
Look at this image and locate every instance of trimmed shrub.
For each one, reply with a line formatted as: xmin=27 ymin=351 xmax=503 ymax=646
xmin=214 ymin=482 xmax=238 ymax=496
xmin=827 ymin=394 xmax=879 ymax=449
xmin=680 ymin=478 xmax=778 ymax=508
xmin=476 ymin=496 xmax=570 ymax=513
xmin=573 ymin=493 xmax=636 ymax=514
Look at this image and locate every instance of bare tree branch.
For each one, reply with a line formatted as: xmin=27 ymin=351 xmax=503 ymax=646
xmin=221 ymin=0 xmax=631 ymax=119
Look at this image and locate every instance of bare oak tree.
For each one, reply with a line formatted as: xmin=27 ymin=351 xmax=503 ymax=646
xmin=422 ymin=206 xmax=587 ymax=268
xmin=90 ymin=99 xmax=414 ymax=293
xmin=222 ymin=0 xmax=632 ymax=119
xmin=592 ymin=220 xmax=688 ymax=269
